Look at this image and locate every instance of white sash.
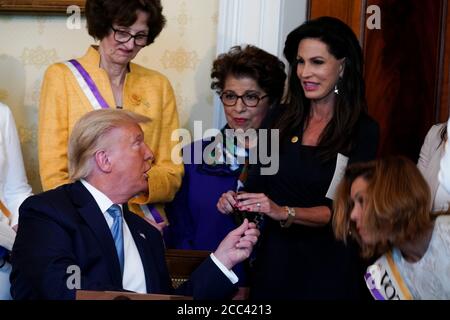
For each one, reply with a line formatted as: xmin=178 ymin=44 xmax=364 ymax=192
xmin=365 ymin=251 xmax=413 ymax=300
xmin=63 ymin=61 xmax=105 ymax=110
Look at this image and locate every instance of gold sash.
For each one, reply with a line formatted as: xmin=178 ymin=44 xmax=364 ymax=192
xmin=0 ymin=200 xmax=11 ymax=218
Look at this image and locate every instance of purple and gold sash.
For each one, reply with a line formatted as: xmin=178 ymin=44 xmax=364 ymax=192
xmin=64 ymin=59 xmax=110 ymax=109
xmin=365 ymin=251 xmax=413 ymax=300
xmin=139 ymin=202 xmax=164 ymax=224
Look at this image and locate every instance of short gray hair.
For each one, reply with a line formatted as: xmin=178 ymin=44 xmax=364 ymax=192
xmin=68 ymin=109 xmax=150 ymax=181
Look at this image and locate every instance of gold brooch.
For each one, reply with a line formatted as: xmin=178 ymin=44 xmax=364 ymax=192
xmin=130 ymin=94 xmax=142 ymax=106
xmin=291 ymin=136 xmax=299 ymax=143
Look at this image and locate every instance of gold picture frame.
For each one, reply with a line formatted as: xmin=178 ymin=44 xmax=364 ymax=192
xmin=0 ymin=0 xmax=85 ymax=13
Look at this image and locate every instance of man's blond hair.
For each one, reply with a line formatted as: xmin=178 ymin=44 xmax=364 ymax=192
xmin=68 ymin=109 xmax=150 ymax=181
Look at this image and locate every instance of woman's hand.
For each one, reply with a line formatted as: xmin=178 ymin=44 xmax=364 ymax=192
xmin=217 ymin=191 xmax=238 ymax=214
xmin=236 ymin=192 xmax=286 ymax=221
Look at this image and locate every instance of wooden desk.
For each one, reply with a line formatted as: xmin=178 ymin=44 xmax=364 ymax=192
xmin=76 ymin=290 xmax=192 ymax=300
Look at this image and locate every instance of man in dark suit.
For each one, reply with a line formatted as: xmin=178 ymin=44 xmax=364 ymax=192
xmin=10 ymin=109 xmax=259 ymax=300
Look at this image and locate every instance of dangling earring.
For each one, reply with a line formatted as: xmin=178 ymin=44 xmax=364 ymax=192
xmin=334 ymin=84 xmax=339 ymax=95
xmin=334 ymin=77 xmax=342 ymax=95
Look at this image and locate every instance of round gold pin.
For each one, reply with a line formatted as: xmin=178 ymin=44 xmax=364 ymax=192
xmin=291 ymin=136 xmax=299 ymax=143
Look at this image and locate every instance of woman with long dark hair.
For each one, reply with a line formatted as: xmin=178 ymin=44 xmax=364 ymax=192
xmin=218 ymin=16 xmax=379 ymax=299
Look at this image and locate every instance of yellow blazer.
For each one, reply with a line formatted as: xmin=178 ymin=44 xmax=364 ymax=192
xmin=38 ymin=46 xmax=183 ymax=219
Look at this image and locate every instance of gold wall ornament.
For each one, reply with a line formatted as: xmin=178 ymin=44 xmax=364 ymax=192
xmin=174 ymin=82 xmax=189 ymax=110
xmin=29 ymin=79 xmax=41 ymax=105
xmin=21 ymin=46 xmax=59 ymax=68
xmin=36 ymin=16 xmax=47 ymax=34
xmin=176 ymin=1 xmax=191 ymax=37
xmin=18 ymin=125 xmax=35 ymax=145
xmin=160 ymin=47 xmax=199 ymax=73
xmin=18 ymin=123 xmax=40 ymax=189
xmin=174 ymin=82 xmax=191 ymax=124
xmin=0 ymin=88 xmax=9 ymax=100
xmin=211 ymin=12 xmax=219 ymax=26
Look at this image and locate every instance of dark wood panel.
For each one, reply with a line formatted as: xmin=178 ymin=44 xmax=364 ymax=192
xmin=364 ymin=0 xmax=444 ymax=160
xmin=309 ymin=0 xmax=366 ymax=41
xmin=438 ymin=1 xmax=450 ymax=122
xmin=165 ymin=249 xmax=210 ymax=279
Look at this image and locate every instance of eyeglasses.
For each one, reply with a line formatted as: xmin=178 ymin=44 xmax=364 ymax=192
xmin=220 ymin=92 xmax=269 ymax=108
xmin=111 ymin=26 xmax=148 ymax=47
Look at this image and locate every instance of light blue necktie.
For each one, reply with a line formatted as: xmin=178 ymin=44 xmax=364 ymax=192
xmin=107 ymin=204 xmax=124 ymax=276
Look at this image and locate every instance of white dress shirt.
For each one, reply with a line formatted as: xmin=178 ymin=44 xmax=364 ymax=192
xmin=81 ymin=180 xmax=147 ymax=293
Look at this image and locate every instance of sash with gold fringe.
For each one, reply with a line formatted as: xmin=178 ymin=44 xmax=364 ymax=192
xmin=0 ymin=200 xmax=11 ymax=219
xmin=364 ymin=251 xmax=413 ymax=300
xmin=0 ymin=200 xmax=13 ymax=257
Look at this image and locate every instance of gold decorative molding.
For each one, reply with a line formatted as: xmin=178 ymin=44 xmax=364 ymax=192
xmin=174 ymin=82 xmax=189 ymax=110
xmin=36 ymin=15 xmax=47 ymax=34
xmin=20 ymin=46 xmax=59 ymax=68
xmin=176 ymin=1 xmax=191 ymax=37
xmin=0 ymin=1 xmax=85 ymax=13
xmin=28 ymin=79 xmax=41 ymax=105
xmin=18 ymin=125 xmax=35 ymax=144
xmin=211 ymin=12 xmax=218 ymax=26
xmin=0 ymin=88 xmax=9 ymax=100
xmin=161 ymin=47 xmax=199 ymax=73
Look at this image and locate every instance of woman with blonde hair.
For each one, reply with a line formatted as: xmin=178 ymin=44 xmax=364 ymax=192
xmin=333 ymin=156 xmax=450 ymax=299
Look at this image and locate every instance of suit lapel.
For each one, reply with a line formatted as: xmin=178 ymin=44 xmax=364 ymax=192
xmin=70 ymin=181 xmax=123 ymax=287
xmin=123 ymin=205 xmax=160 ymax=293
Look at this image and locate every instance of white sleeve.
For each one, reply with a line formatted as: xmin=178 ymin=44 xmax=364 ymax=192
xmin=417 ymin=125 xmax=436 ymax=174
xmin=0 ymin=219 xmax=15 ymax=251
xmin=209 ymin=253 xmax=239 ymax=285
xmin=2 ymin=106 xmax=32 ymax=226
xmin=438 ymin=121 xmax=450 ymax=193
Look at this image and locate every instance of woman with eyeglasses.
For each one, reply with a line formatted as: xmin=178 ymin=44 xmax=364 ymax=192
xmin=165 ymin=45 xmax=286 ymax=289
xmin=217 ymin=17 xmax=380 ymax=299
xmin=38 ymin=0 xmax=182 ymax=230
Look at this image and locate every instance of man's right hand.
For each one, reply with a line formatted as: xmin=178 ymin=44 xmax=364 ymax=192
xmin=213 ymin=219 xmax=259 ymax=270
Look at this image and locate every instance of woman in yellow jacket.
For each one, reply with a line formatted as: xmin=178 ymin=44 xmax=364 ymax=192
xmin=39 ymin=0 xmax=182 ymax=230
